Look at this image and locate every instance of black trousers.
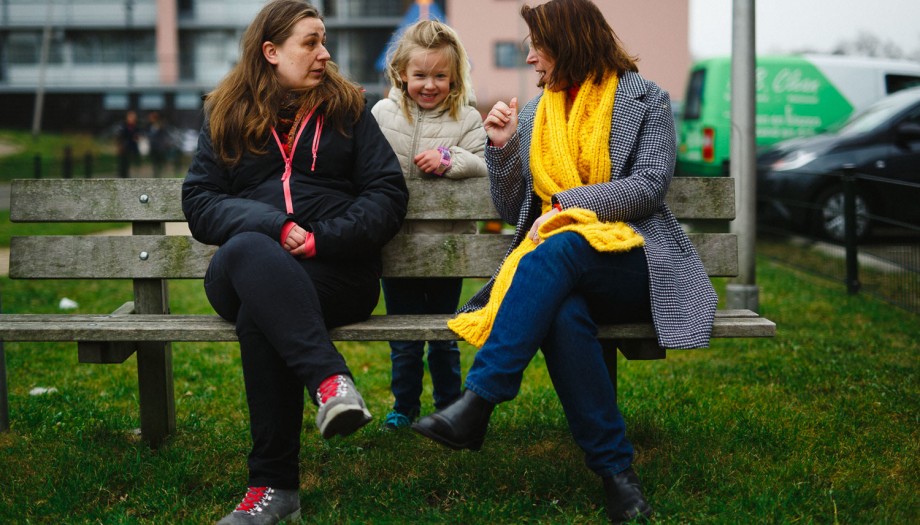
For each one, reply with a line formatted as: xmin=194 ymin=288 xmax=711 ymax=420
xmin=204 ymin=232 xmax=380 ymax=488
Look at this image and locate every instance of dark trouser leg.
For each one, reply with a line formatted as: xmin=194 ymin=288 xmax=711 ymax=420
xmin=383 ymin=277 xmax=463 ymax=414
xmin=204 ymin=232 xmax=379 ymax=486
xmin=422 ymin=278 xmax=463 ymax=409
xmin=237 ymin=304 xmax=304 ymax=489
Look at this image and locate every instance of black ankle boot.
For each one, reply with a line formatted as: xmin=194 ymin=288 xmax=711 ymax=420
xmin=411 ymin=389 xmax=494 ymax=451
xmin=603 ymin=467 xmax=653 ymax=524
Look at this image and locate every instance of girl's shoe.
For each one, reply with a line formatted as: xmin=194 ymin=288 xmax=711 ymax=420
xmin=383 ymin=410 xmax=413 ymax=430
xmin=217 ymin=486 xmax=301 ymax=525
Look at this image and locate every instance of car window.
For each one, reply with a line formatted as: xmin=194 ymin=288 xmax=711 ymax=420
xmin=838 ymin=90 xmax=920 ymax=136
xmin=683 ymin=69 xmax=705 ymax=120
xmin=885 ymin=74 xmax=920 ymax=94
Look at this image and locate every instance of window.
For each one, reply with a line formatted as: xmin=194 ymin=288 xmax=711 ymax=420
xmin=683 ymin=69 xmax=706 ymax=121
xmin=175 ymin=92 xmax=202 ymax=110
xmin=885 ymin=74 xmax=920 ymax=94
xmin=103 ymin=93 xmax=130 ymax=110
xmin=139 ymin=94 xmax=164 ymax=111
xmin=8 ymin=32 xmax=64 ymax=64
xmin=494 ymin=41 xmax=526 ymax=69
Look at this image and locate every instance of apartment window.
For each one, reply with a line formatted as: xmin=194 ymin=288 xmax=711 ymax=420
xmin=71 ymin=32 xmax=155 ymax=64
xmin=103 ymin=93 xmax=130 ymax=110
xmin=139 ymin=94 xmax=164 ymax=110
xmin=175 ymin=92 xmax=202 ymax=110
xmin=8 ymin=32 xmax=64 ymax=64
xmin=494 ymin=41 xmax=527 ymax=69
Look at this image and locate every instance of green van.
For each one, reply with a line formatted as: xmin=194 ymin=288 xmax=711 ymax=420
xmin=676 ymin=55 xmax=920 ymax=177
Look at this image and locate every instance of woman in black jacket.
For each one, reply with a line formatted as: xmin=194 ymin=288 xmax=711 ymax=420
xmin=181 ymin=2 xmax=407 ymax=523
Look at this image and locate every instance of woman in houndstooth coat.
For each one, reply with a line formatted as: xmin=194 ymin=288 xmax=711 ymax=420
xmin=412 ymin=1 xmax=717 ymax=523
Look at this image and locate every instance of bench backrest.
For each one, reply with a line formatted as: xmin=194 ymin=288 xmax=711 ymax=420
xmin=9 ymin=177 xmax=736 ymax=280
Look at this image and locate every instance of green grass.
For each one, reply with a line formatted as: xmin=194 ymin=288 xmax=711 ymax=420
xmin=0 ymin=209 xmax=127 ymax=248
xmin=0 ymin=128 xmax=119 ymax=182
xmin=0 ymin=258 xmax=917 ymax=524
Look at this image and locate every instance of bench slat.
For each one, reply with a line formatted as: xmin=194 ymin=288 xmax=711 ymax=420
xmin=10 ymin=176 xmax=735 ymax=222
xmin=11 ymin=232 xmax=739 ymax=279
xmin=0 ymin=310 xmax=775 ymax=343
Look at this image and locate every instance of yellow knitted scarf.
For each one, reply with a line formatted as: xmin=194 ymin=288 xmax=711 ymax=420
xmin=448 ymin=73 xmax=644 ymax=348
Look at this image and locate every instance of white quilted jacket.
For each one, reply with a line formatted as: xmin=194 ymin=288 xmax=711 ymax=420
xmin=372 ymin=88 xmax=487 ymax=234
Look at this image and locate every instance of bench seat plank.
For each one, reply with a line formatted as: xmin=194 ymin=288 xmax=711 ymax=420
xmin=0 ymin=310 xmax=775 ymax=343
xmin=11 ymin=232 xmax=738 ymax=279
xmin=11 ymin=176 xmax=735 ymax=222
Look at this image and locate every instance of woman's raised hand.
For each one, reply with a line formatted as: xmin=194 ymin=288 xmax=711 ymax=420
xmin=484 ymin=97 xmax=518 ymax=148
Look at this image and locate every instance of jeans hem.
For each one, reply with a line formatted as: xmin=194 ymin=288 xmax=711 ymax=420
xmin=594 ymin=461 xmax=633 ymax=479
xmin=463 ymin=381 xmax=502 ymax=405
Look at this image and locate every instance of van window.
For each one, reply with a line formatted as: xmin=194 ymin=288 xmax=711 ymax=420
xmin=885 ymin=74 xmax=920 ymax=94
xmin=683 ymin=69 xmax=705 ymax=121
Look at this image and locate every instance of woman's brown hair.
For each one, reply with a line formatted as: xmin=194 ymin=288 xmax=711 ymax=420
xmin=522 ymin=0 xmax=638 ymax=91
xmin=205 ymin=0 xmax=365 ymax=167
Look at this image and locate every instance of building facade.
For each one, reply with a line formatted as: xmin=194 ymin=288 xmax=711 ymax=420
xmin=449 ymin=0 xmax=691 ymax=113
xmin=0 ymin=0 xmax=687 ymax=133
xmin=0 ymin=0 xmax=420 ymax=131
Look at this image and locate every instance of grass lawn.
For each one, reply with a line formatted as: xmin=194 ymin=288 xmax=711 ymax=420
xmin=0 ymin=256 xmax=917 ymax=524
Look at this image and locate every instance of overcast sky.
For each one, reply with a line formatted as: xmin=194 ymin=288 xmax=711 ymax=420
xmin=689 ymin=0 xmax=920 ymax=60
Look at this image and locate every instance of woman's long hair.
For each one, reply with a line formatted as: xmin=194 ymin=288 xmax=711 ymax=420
xmin=205 ymin=0 xmax=364 ymax=167
xmin=522 ymin=0 xmax=639 ymax=91
xmin=384 ymin=19 xmax=472 ymax=123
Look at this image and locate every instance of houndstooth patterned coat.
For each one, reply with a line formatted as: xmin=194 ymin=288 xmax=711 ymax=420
xmin=460 ymin=71 xmax=718 ymax=350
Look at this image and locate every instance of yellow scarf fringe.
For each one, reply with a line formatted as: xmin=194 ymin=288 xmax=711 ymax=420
xmin=448 ymin=74 xmax=644 ymax=348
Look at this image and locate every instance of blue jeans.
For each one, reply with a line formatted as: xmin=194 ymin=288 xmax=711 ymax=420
xmin=205 ymin=232 xmax=380 ymax=488
xmin=464 ymin=232 xmax=652 ymax=477
xmin=382 ymin=277 xmax=463 ymax=417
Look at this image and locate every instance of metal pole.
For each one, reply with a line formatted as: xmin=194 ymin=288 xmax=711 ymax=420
xmin=842 ymin=165 xmax=861 ymax=294
xmin=31 ymin=0 xmax=53 ymax=139
xmin=726 ymin=0 xmax=760 ymax=312
xmin=126 ymin=0 xmax=134 ymax=88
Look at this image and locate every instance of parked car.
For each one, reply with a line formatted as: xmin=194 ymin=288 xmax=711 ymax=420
xmin=679 ymin=54 xmax=920 ymax=177
xmin=757 ymin=86 xmax=920 ymax=241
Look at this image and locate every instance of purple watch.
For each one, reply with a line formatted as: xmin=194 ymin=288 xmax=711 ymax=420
xmin=435 ymin=146 xmax=452 ymax=176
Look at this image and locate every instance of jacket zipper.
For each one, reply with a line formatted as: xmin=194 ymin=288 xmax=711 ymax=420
xmin=270 ymin=107 xmax=323 ymax=214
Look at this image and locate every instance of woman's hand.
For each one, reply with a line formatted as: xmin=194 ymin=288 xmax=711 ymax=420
xmin=414 ymin=149 xmax=442 ymax=174
xmin=484 ymin=97 xmax=518 ymax=148
xmin=283 ymin=223 xmax=309 ymax=253
xmin=527 ymin=207 xmax=560 ymax=244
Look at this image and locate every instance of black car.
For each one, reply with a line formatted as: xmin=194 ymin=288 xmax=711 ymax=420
xmin=757 ymin=86 xmax=920 ymax=241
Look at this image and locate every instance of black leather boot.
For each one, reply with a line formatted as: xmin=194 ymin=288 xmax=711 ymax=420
xmin=603 ymin=467 xmax=653 ymax=524
xmin=411 ymin=389 xmax=494 ymax=451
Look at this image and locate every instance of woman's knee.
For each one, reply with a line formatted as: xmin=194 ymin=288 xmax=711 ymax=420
xmin=221 ymin=231 xmax=278 ymax=257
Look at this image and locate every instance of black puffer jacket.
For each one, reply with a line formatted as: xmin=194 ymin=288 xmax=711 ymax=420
xmin=182 ymin=104 xmax=408 ymax=266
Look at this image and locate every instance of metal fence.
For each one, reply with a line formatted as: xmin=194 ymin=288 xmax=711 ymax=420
xmin=757 ymin=166 xmax=920 ymax=314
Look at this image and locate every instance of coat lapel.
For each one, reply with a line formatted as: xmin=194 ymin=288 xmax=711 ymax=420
xmin=610 ymin=71 xmax=649 ymax=180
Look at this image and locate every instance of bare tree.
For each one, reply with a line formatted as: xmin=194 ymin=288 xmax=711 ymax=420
xmin=831 ymin=31 xmax=907 ymax=59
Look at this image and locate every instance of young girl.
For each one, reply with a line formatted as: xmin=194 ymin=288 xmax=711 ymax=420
xmin=371 ymin=19 xmax=487 ymax=429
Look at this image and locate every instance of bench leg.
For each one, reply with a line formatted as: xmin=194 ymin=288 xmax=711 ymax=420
xmin=601 ymin=340 xmax=618 ymax=406
xmin=0 ymin=340 xmax=9 ymax=433
xmin=136 ymin=341 xmax=175 ymax=448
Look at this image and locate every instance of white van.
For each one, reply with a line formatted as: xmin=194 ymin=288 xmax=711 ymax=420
xmin=677 ymin=55 xmax=920 ymax=177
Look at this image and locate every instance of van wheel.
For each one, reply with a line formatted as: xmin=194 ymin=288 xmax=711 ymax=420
xmin=813 ymin=185 xmax=871 ymax=242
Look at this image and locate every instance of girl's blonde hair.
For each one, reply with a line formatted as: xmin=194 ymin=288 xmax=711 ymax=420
xmin=205 ymin=0 xmax=365 ymax=167
xmin=384 ymin=19 xmax=472 ymax=122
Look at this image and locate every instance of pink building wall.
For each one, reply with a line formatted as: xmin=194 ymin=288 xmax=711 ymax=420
xmin=156 ymin=0 xmax=179 ymax=85
xmin=448 ymin=0 xmax=691 ymax=113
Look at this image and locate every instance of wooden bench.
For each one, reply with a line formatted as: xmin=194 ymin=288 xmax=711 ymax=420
xmin=0 ymin=176 xmax=775 ymax=447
